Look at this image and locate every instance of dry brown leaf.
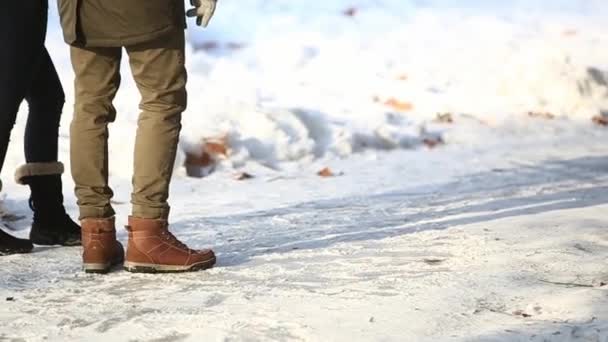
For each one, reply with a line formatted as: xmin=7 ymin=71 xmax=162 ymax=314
xmin=592 ymin=115 xmax=608 ymax=126
xmin=203 ymin=135 xmax=230 ymax=157
xmin=185 ymin=135 xmax=230 ymax=178
xmin=384 ymin=98 xmax=414 ymax=112
xmin=343 ymin=7 xmax=357 ymax=17
xmin=528 ymin=111 xmax=555 ymax=120
xmin=423 ymin=137 xmax=444 ymax=149
xmin=435 ymin=113 xmax=454 ymax=124
xmin=396 ymin=74 xmax=408 ymax=81
xmin=317 ymin=167 xmax=334 ymax=177
xmin=318 ymin=167 xmax=343 ymax=178
xmin=234 ymin=172 xmax=254 ymax=180
xmin=185 ymin=151 xmax=214 ymax=167
xmin=185 ymin=150 xmax=215 ymax=178
xmin=204 ymin=141 xmax=228 ymax=157
xmin=562 ymin=29 xmax=578 ymax=37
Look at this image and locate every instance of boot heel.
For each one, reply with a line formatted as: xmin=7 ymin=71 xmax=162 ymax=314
xmin=84 ymin=258 xmax=123 ymax=274
xmin=81 ymin=217 xmax=124 ymax=274
xmin=83 ymin=263 xmax=111 ymax=274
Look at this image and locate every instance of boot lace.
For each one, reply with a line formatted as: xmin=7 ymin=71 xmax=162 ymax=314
xmin=160 ymin=230 xmax=190 ymax=251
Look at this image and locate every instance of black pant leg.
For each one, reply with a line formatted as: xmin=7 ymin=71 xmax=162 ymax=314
xmin=0 ymin=1 xmax=48 ymax=173
xmin=24 ymin=48 xmax=65 ymax=163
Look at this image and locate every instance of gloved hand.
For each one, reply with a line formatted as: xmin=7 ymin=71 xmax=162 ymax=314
xmin=186 ymin=0 xmax=217 ymax=28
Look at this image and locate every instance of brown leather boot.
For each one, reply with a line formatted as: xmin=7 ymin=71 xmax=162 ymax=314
xmin=124 ymin=216 xmax=216 ymax=273
xmin=81 ymin=217 xmax=125 ymax=274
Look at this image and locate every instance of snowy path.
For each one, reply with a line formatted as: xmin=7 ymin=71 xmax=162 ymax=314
xmin=1 ymin=126 xmax=608 ymax=341
xmin=1 ymin=1 xmax=607 ymax=340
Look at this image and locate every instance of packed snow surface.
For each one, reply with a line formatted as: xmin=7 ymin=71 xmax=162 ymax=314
xmin=1 ymin=0 xmax=608 ymax=341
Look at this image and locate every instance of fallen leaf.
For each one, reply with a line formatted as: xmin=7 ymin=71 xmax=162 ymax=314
xmin=528 ymin=111 xmax=555 ymax=120
xmin=396 ymin=74 xmax=408 ymax=81
xmin=562 ymin=29 xmax=578 ymax=37
xmin=185 ymin=150 xmax=214 ymax=167
xmin=185 ymin=148 xmax=215 ymax=178
xmin=318 ymin=167 xmax=344 ymax=177
xmin=343 ymin=7 xmax=357 ymax=17
xmin=197 ymin=135 xmax=230 ymax=161
xmin=384 ymin=98 xmax=414 ymax=112
xmin=434 ymin=113 xmax=454 ymax=124
xmin=592 ymin=115 xmax=608 ymax=126
xmin=423 ymin=137 xmax=444 ymax=149
xmin=318 ymin=167 xmax=334 ymax=177
xmin=234 ymin=172 xmax=254 ymax=180
xmin=204 ymin=140 xmax=229 ymax=157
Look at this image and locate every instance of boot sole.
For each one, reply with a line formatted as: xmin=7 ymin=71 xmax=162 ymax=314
xmin=30 ymin=236 xmax=81 ymax=247
xmin=0 ymin=248 xmax=33 ymax=256
xmin=84 ymin=258 xmax=124 ymax=274
xmin=123 ymin=257 xmax=216 ymax=274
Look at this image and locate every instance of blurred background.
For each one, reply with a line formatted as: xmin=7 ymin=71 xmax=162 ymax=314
xmin=9 ymin=0 xmax=598 ymax=178
xmin=2 ymin=0 xmax=607 ymax=192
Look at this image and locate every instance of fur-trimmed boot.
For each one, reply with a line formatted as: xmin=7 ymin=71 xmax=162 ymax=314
xmin=15 ymin=162 xmax=81 ymax=246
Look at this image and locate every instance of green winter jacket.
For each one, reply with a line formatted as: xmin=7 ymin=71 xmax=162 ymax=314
xmin=57 ymin=0 xmax=186 ymax=47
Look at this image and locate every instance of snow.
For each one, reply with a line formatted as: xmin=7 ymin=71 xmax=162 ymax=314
xmin=1 ymin=0 xmax=608 ymax=341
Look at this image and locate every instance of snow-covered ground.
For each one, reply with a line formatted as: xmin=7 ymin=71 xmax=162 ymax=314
xmin=1 ymin=0 xmax=608 ymax=341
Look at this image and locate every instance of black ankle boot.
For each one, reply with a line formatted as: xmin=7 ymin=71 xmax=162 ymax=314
xmin=0 ymin=228 xmax=33 ymax=255
xmin=15 ymin=163 xmax=81 ymax=246
xmin=27 ymin=175 xmax=81 ymax=246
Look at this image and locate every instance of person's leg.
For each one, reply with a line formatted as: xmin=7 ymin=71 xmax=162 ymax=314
xmin=0 ymin=1 xmax=44 ymax=173
xmin=123 ymin=31 xmax=215 ymax=273
xmin=15 ymin=48 xmax=80 ymax=246
xmin=69 ymin=45 xmax=125 ymax=273
xmin=23 ymin=48 xmax=63 ymax=163
xmin=126 ymin=33 xmax=187 ymax=220
xmin=69 ymin=45 xmax=122 ymax=220
xmin=0 ymin=0 xmax=46 ymax=254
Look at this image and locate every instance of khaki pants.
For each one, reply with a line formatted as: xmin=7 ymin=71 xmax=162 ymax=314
xmin=69 ymin=30 xmax=187 ymax=220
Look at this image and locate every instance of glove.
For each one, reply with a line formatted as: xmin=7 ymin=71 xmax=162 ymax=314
xmin=186 ymin=0 xmax=217 ymax=28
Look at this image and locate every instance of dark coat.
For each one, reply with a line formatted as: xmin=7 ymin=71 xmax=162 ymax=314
xmin=57 ymin=0 xmax=186 ymax=47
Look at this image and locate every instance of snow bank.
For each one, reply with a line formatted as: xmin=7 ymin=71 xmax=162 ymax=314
xmin=5 ymin=0 xmax=606 ymax=178
xmin=180 ymin=0 xmax=608 ymax=170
